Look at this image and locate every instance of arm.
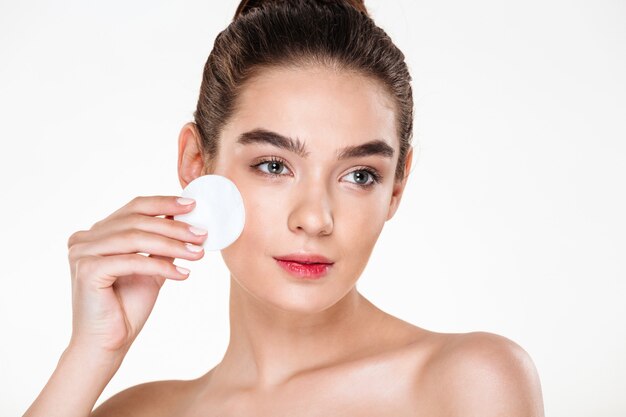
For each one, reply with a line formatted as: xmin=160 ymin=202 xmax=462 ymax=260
xmin=23 ymin=196 xmax=205 ymax=417
xmin=23 ymin=344 xmax=126 ymax=417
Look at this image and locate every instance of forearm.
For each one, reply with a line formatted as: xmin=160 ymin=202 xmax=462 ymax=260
xmin=23 ymin=345 xmax=125 ymax=417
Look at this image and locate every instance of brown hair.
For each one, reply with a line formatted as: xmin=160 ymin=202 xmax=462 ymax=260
xmin=194 ymin=0 xmax=413 ymax=181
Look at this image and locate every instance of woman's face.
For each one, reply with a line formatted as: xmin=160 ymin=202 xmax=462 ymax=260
xmin=211 ymin=66 xmax=410 ymax=314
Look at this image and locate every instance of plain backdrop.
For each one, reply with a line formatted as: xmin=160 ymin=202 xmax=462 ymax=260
xmin=1 ymin=0 xmax=624 ymax=416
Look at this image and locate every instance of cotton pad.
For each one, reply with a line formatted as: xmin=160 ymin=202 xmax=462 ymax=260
xmin=174 ymin=175 xmax=245 ymax=251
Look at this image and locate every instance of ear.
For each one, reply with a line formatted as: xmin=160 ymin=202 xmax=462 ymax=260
xmin=177 ymin=122 xmax=207 ymax=189
xmin=386 ymin=145 xmax=414 ymax=221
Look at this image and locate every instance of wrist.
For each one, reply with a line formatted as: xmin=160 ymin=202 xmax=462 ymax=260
xmin=23 ymin=342 xmax=128 ymax=417
xmin=62 ymin=341 xmax=127 ymax=371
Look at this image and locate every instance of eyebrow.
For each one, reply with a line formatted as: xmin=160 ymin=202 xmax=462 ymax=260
xmin=236 ymin=128 xmax=394 ymax=160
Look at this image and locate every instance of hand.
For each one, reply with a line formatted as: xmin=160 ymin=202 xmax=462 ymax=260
xmin=65 ymin=196 xmax=207 ymax=356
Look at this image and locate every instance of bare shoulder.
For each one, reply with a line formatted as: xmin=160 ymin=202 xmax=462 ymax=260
xmin=90 ymin=378 xmax=195 ymax=417
xmin=416 ymin=331 xmax=545 ymax=417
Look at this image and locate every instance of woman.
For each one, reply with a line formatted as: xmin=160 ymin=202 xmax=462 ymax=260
xmin=25 ymin=0 xmax=544 ymax=415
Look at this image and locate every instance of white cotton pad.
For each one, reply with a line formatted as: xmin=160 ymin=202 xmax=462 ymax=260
xmin=174 ymin=175 xmax=245 ymax=251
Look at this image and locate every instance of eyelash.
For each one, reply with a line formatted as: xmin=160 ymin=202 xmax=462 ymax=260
xmin=250 ymin=156 xmax=383 ymax=189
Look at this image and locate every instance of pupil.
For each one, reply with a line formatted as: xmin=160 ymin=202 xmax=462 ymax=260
xmin=355 ymin=171 xmax=368 ymax=184
xmin=270 ymin=162 xmax=281 ymax=173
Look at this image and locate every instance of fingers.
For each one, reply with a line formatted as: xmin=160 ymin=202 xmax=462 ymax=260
xmin=65 ymin=197 xmax=203 ymax=355
xmin=105 ymin=195 xmax=197 ymax=222
xmin=75 ymin=212 xmax=208 ymax=247
xmin=68 ymin=228 xmax=206 ymax=263
xmin=149 ymin=214 xmax=178 ymax=264
xmin=67 ymin=197 xmax=196 ymax=248
xmin=68 ymin=195 xmax=208 ymax=255
xmin=67 ymin=196 xmax=208 ymax=287
xmin=75 ymin=254 xmax=191 ymax=289
xmin=149 ymin=214 xmax=177 ymax=264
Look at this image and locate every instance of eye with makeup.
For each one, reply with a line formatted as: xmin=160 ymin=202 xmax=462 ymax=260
xmin=250 ymin=156 xmax=383 ymax=189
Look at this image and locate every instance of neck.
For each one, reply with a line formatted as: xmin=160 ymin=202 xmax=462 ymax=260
xmin=210 ymin=274 xmax=385 ymax=390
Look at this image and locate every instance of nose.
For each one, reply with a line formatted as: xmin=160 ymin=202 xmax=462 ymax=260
xmin=287 ymin=182 xmax=334 ymax=237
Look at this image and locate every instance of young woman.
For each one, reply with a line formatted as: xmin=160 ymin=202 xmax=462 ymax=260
xmin=25 ymin=0 xmax=544 ymax=415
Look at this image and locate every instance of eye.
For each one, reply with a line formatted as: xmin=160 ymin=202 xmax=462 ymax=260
xmin=342 ymin=168 xmax=382 ymax=189
xmin=251 ymin=157 xmax=292 ymax=176
xmin=250 ymin=157 xmax=383 ymax=190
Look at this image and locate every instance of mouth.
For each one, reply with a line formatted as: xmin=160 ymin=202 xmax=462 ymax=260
xmin=273 ymin=253 xmax=334 ymax=264
xmin=273 ymin=253 xmax=334 ymax=279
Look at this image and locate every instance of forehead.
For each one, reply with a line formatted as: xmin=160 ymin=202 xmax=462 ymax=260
xmin=227 ymin=65 xmax=398 ymax=151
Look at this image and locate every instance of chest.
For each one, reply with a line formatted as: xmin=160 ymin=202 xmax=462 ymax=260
xmin=180 ymin=352 xmax=424 ymax=417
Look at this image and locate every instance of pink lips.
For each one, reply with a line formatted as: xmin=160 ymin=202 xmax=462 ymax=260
xmin=274 ymin=253 xmax=334 ymax=280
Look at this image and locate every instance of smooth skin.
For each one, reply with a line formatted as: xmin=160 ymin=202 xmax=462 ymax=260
xmin=24 ymin=66 xmax=544 ymax=417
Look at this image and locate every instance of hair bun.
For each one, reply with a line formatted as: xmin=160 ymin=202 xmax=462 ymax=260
xmin=233 ymin=0 xmax=368 ymax=21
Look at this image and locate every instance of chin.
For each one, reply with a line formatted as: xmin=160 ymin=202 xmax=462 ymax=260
xmin=232 ymin=269 xmax=356 ymax=315
xmin=276 ymin=288 xmax=347 ymax=314
xmin=222 ymin=240 xmax=362 ymax=314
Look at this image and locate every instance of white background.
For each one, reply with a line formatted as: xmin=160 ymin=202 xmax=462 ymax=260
xmin=1 ymin=1 xmax=624 ymax=416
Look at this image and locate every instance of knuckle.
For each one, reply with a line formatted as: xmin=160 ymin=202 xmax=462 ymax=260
xmin=175 ymin=223 xmax=190 ymax=237
xmin=129 ymin=254 xmax=145 ymax=271
xmin=130 ymin=213 xmax=148 ymax=229
xmin=125 ymin=229 xmax=144 ymax=245
xmin=67 ymin=233 xmax=74 ymax=248
xmin=67 ymin=241 xmax=83 ymax=261
xmin=131 ymin=196 xmax=145 ymax=206
xmin=156 ymin=258 xmax=174 ymax=275
xmin=75 ymin=256 xmax=97 ymax=278
xmin=126 ymin=196 xmax=141 ymax=209
xmin=67 ymin=231 xmax=79 ymax=248
xmin=90 ymin=219 xmax=103 ymax=229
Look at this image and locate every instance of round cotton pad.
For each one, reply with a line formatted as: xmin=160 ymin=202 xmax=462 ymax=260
xmin=174 ymin=175 xmax=245 ymax=251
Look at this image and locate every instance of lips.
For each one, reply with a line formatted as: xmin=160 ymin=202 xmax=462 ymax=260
xmin=273 ymin=253 xmax=333 ymax=264
xmin=273 ymin=253 xmax=334 ymax=280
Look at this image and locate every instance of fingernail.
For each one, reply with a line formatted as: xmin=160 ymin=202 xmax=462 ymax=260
xmin=185 ymin=243 xmax=204 ymax=253
xmin=189 ymin=226 xmax=208 ymax=236
xmin=176 ymin=266 xmax=190 ymax=275
xmin=177 ymin=197 xmax=195 ymax=205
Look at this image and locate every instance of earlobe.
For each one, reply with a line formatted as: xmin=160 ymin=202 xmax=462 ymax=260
xmin=177 ymin=122 xmax=206 ymax=189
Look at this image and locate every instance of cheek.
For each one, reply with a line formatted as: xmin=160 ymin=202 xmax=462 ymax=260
xmin=334 ymin=194 xmax=388 ymax=255
xmin=219 ymin=202 xmax=270 ymax=283
xmin=321 ymin=200 xmax=386 ymax=287
xmin=222 ymin=183 xmax=281 ymax=254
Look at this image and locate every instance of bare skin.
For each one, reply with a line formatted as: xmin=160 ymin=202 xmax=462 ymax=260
xmin=95 ymin=69 xmax=543 ymax=417
xmin=91 ymin=321 xmax=543 ymax=417
xmin=24 ymin=65 xmax=543 ymax=417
